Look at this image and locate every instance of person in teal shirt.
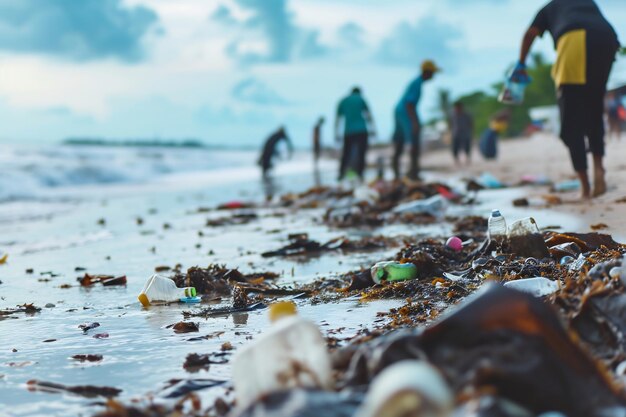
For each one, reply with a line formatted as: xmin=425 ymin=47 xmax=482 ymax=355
xmin=392 ymin=60 xmax=440 ymax=180
xmin=336 ymin=87 xmax=376 ymax=180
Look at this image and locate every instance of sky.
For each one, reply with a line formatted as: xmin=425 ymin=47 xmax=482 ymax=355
xmin=0 ymin=0 xmax=624 ymax=148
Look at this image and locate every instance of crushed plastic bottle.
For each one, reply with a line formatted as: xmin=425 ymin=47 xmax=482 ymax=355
xmin=508 ymin=217 xmax=540 ymax=237
xmin=138 ymin=274 xmax=198 ymax=307
xmin=356 ymin=360 xmax=453 ymax=417
xmin=507 ymin=217 xmax=550 ymax=259
xmin=232 ymin=301 xmax=333 ymax=409
xmin=503 ymin=277 xmax=559 ymax=298
xmin=392 ymin=195 xmax=447 ymax=217
xmin=371 ymin=261 xmax=418 ymax=284
xmin=488 ymin=210 xmax=507 ymax=243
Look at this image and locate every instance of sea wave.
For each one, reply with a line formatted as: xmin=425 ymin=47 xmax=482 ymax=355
xmin=0 ymin=143 xmax=256 ymax=202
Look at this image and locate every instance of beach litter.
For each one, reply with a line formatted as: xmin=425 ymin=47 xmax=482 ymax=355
xmin=79 ymin=322 xmax=100 ymax=334
xmin=27 ymin=380 xmax=121 ymax=398
xmin=78 ymin=274 xmax=127 ymax=287
xmin=168 ymin=322 xmax=200 ymax=334
xmin=370 ymin=261 xmax=418 ymax=284
xmin=138 ymin=274 xmax=199 ymax=306
xmin=503 ymin=277 xmax=559 ymax=297
xmin=232 ymin=302 xmax=333 ymax=409
xmin=71 ymin=354 xmax=103 ymax=363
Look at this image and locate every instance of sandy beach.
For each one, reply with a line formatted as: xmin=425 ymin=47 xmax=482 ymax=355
xmin=419 ymin=131 xmax=626 ymax=239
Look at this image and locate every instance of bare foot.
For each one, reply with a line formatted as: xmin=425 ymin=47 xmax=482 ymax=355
xmin=581 ymin=182 xmax=592 ymax=200
xmin=593 ymin=169 xmax=607 ymax=197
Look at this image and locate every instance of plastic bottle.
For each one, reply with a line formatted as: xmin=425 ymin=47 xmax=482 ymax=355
xmin=371 ymin=261 xmax=418 ymax=284
xmin=488 ymin=210 xmax=507 ymax=243
xmin=137 ymin=274 xmax=198 ymax=307
xmin=392 ymin=195 xmax=447 ymax=217
xmin=356 ymin=360 xmax=453 ymax=417
xmin=507 ymin=217 xmax=540 ymax=237
xmin=232 ymin=301 xmax=333 ymax=409
xmin=503 ymin=277 xmax=559 ymax=298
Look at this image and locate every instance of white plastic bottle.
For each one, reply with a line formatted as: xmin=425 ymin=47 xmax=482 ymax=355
xmin=232 ymin=302 xmax=333 ymax=409
xmin=357 ymin=360 xmax=453 ymax=417
xmin=488 ymin=209 xmax=507 ymax=243
xmin=137 ymin=274 xmax=196 ymax=307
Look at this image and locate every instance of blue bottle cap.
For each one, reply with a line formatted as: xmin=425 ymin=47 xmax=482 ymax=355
xmin=180 ymin=296 xmax=201 ymax=303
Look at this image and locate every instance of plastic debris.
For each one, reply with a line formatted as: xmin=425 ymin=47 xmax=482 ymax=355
xmin=503 ymin=277 xmax=559 ymax=298
xmin=371 ymin=262 xmax=418 ymax=284
xmin=392 ymin=195 xmax=447 ymax=217
xmin=445 ymin=236 xmax=463 ymax=252
xmin=232 ymin=302 xmax=333 ymax=409
xmin=356 ymin=360 xmax=453 ymax=417
xmin=553 ymin=179 xmax=581 ymax=192
xmin=138 ymin=274 xmax=198 ymax=307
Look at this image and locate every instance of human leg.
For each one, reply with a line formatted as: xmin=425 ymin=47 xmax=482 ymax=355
xmin=586 ymin=35 xmax=615 ymax=197
xmin=408 ymin=126 xmax=421 ymax=180
xmin=355 ymin=133 xmax=369 ymax=179
xmin=558 ymin=85 xmax=590 ymax=198
xmin=391 ymin=116 xmax=405 ymax=180
xmin=339 ymin=135 xmax=353 ymax=180
xmin=452 ymin=135 xmax=461 ymax=165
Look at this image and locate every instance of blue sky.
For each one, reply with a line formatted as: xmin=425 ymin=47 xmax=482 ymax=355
xmin=0 ymin=0 xmax=624 ymax=147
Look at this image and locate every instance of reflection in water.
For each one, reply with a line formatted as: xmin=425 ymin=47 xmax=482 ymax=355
xmin=313 ymin=164 xmax=322 ymax=187
xmin=262 ymin=175 xmax=278 ymax=201
xmin=232 ymin=312 xmax=249 ymax=326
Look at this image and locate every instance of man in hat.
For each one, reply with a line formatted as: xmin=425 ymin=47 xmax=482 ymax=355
xmin=392 ymin=60 xmax=441 ymax=180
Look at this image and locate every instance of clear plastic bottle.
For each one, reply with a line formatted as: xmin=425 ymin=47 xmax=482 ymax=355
xmin=488 ymin=210 xmax=507 ymax=242
xmin=137 ymin=274 xmax=196 ymax=307
xmin=232 ymin=302 xmax=333 ymax=409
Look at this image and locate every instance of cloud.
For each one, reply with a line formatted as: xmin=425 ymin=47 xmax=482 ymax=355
xmin=211 ymin=5 xmax=236 ymax=26
xmin=213 ymin=0 xmax=328 ymax=65
xmin=337 ymin=23 xmax=365 ymax=48
xmin=376 ymin=16 xmax=463 ymax=71
xmin=0 ymin=0 xmax=159 ymax=62
xmin=231 ymin=77 xmax=289 ymax=105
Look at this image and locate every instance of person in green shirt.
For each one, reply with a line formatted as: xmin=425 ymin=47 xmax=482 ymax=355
xmin=335 ymin=87 xmax=376 ymax=181
xmin=516 ymin=0 xmax=620 ymax=199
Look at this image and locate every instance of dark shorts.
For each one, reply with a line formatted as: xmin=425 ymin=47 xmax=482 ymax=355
xmin=558 ymin=30 xmax=615 ymax=171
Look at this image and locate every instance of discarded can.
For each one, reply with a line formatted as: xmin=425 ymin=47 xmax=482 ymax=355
xmin=138 ymin=274 xmax=198 ymax=307
xmin=445 ymin=236 xmax=463 ymax=252
xmin=356 ymin=360 xmax=453 ymax=417
xmin=371 ymin=261 xmax=418 ymax=284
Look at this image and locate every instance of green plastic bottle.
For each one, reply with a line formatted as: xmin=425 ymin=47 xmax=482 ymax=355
xmin=371 ymin=261 xmax=418 ymax=284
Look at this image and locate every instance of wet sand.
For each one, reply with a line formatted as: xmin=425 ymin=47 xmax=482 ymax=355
xmin=2 ymin=137 xmax=625 ymax=417
xmin=419 ymin=131 xmax=626 ymax=238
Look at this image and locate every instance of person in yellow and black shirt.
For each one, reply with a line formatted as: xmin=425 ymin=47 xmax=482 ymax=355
xmin=518 ymin=0 xmax=620 ymax=199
